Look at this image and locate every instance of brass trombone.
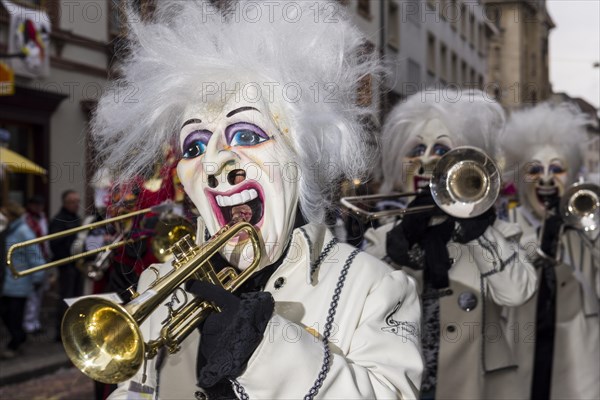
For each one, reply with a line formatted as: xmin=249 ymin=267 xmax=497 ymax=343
xmin=6 ymin=202 xmax=181 ymax=279
xmin=341 ymin=146 xmax=501 ymax=220
xmin=61 ymin=219 xmax=262 ymax=384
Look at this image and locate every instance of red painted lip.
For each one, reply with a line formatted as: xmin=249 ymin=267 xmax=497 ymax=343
xmin=413 ymin=175 xmax=431 ymax=192
xmin=204 ymin=180 xmax=265 ymax=231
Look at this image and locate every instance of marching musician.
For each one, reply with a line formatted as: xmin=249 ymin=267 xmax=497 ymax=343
xmin=92 ymin=1 xmax=422 ymax=399
xmin=363 ymin=90 xmax=537 ymax=399
xmin=500 ymin=102 xmax=599 ymax=399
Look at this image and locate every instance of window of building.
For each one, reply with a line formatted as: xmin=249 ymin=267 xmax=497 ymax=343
xmin=461 ymin=60 xmax=467 ymax=84
xmin=408 ymin=58 xmax=421 ymax=85
xmin=388 ymin=1 xmax=400 ymax=50
xmin=469 ymin=13 xmax=476 ymax=48
xmin=460 ymin=3 xmax=467 ymax=39
xmin=427 ymin=33 xmax=436 ymax=76
xmin=478 ymin=23 xmax=485 ymax=55
xmin=440 ymin=43 xmax=448 ymax=81
xmin=470 ymin=68 xmax=476 ymax=87
xmin=357 ymin=0 xmax=371 ymax=18
xmin=478 ymin=74 xmax=484 ymax=89
xmin=357 ymin=42 xmax=375 ymax=107
xmin=450 ymin=52 xmax=458 ymax=84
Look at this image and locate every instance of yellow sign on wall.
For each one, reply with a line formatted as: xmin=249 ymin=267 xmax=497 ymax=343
xmin=0 ymin=62 xmax=15 ymax=96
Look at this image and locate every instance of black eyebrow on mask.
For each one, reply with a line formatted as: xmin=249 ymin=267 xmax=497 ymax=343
xmin=226 ymin=107 xmax=260 ymax=118
xmin=181 ymin=118 xmax=202 ymax=129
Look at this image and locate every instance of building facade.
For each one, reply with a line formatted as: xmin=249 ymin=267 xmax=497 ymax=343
xmin=0 ymin=0 xmax=114 ymax=215
xmin=483 ymin=0 xmax=554 ymax=109
xmin=344 ymin=0 xmax=496 ymax=115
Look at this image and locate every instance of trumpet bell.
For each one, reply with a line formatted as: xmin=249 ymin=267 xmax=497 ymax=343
xmin=430 ymin=146 xmax=500 ymax=218
xmin=62 ymin=297 xmax=144 ymax=384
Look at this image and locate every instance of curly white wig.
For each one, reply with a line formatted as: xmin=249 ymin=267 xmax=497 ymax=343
xmin=379 ymin=89 xmax=505 ymax=193
xmin=92 ymin=0 xmax=380 ymax=224
xmin=501 ymin=102 xmax=589 ymax=187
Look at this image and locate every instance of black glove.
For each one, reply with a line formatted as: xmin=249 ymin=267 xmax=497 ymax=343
xmin=536 ymin=191 xmax=563 ymax=259
xmin=454 ymin=207 xmax=497 ymax=244
xmin=185 ymin=280 xmax=274 ymax=388
xmin=386 ymin=191 xmax=446 ymax=265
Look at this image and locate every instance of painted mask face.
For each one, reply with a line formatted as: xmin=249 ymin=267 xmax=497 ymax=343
xmin=399 ymin=119 xmax=455 ymax=192
xmin=177 ymin=94 xmax=299 ymax=270
xmin=522 ymin=145 xmax=569 ymax=219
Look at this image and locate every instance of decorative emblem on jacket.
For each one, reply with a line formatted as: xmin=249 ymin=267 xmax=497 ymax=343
xmin=381 ymin=301 xmax=419 ymax=343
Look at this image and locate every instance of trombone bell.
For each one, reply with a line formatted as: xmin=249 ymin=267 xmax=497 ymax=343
xmin=560 ymin=182 xmax=600 ymax=234
xmin=431 ymin=146 xmax=500 ymax=219
xmin=341 ymin=147 xmax=500 ymax=220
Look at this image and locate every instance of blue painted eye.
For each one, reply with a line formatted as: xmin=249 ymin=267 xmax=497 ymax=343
xmin=433 ymin=143 xmax=451 ymax=156
xmin=549 ymin=164 xmax=565 ymax=174
xmin=182 ymin=141 xmax=207 ymax=159
xmin=230 ymin=129 xmax=268 ymax=147
xmin=407 ymin=144 xmax=427 ymax=158
xmin=527 ymin=164 xmax=543 ymax=175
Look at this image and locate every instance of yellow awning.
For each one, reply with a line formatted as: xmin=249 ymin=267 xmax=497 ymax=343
xmin=0 ymin=147 xmax=47 ymax=175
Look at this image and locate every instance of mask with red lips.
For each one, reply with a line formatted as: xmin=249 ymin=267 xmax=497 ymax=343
xmin=177 ymin=94 xmax=299 ymax=271
xmin=522 ymin=145 xmax=569 ymax=219
xmin=399 ymin=119 xmax=455 ymax=193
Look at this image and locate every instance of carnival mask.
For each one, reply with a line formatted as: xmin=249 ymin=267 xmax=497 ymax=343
xmin=177 ymin=94 xmax=299 ymax=270
xmin=399 ymin=119 xmax=455 ymax=192
xmin=522 ymin=145 xmax=569 ymax=219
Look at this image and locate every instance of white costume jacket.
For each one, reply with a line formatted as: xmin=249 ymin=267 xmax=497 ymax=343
xmin=363 ymin=219 xmax=537 ymax=399
xmin=109 ymin=223 xmax=423 ymax=399
xmin=499 ymin=206 xmax=600 ymax=399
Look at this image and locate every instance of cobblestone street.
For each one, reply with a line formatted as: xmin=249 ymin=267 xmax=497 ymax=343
xmin=0 ymin=367 xmax=94 ymax=400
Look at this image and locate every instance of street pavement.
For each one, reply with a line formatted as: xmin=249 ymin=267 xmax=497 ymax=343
xmin=0 ymin=290 xmax=95 ymax=399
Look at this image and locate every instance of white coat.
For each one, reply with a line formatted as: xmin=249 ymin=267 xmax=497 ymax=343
xmin=363 ymin=218 xmax=537 ymax=399
xmin=498 ymin=206 xmax=600 ymax=399
xmin=109 ymin=223 xmax=423 ymax=399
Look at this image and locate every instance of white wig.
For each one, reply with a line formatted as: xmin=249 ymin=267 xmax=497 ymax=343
xmin=501 ymin=102 xmax=589 ymax=187
xmin=379 ymin=89 xmax=505 ymax=193
xmin=92 ymin=0 xmax=381 ymax=224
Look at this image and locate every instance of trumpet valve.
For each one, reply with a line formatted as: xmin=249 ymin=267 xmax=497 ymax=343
xmin=170 ymin=235 xmax=198 ymax=268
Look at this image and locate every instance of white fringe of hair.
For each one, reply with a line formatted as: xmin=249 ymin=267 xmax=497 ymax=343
xmin=501 ymin=102 xmax=589 ymax=187
xmin=92 ymin=0 xmax=382 ymax=224
xmin=379 ymin=89 xmax=505 ymax=194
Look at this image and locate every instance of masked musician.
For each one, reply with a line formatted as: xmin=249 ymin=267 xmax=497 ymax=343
xmin=92 ymin=1 xmax=422 ymax=398
xmin=363 ymin=89 xmax=537 ymax=399
xmin=499 ymin=102 xmax=599 ymax=400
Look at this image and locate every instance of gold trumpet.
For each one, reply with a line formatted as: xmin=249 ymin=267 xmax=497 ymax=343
xmin=341 ymin=146 xmax=501 ymax=220
xmin=61 ymin=219 xmax=262 ymax=384
xmin=6 ymin=202 xmax=190 ymax=279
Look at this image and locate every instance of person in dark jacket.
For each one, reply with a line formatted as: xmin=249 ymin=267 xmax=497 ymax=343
xmin=48 ymin=189 xmax=81 ymax=340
